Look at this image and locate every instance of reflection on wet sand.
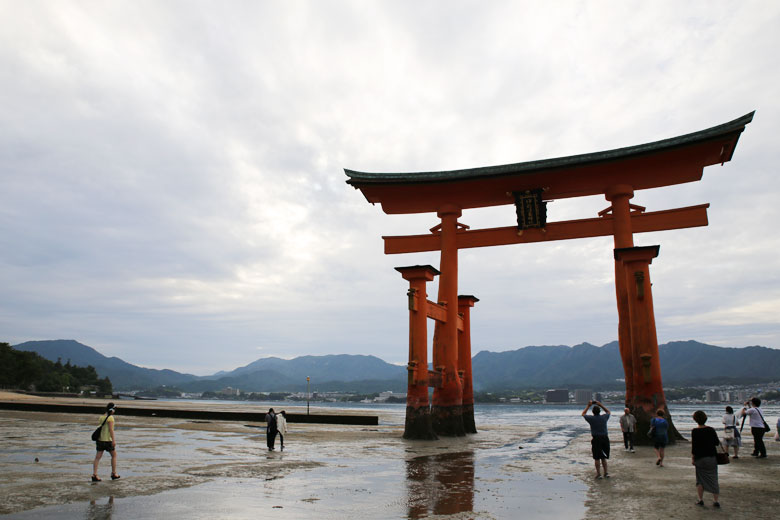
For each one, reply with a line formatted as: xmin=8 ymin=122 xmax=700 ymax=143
xmin=406 ymin=451 xmax=474 ymax=518
xmin=87 ymin=496 xmax=113 ymax=520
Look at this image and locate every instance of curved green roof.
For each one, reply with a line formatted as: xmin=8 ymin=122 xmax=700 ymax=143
xmin=345 ymin=112 xmax=754 ymax=185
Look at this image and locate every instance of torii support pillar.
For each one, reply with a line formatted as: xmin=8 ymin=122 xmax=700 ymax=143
xmin=614 ymin=246 xmax=680 ymax=443
xmin=396 ymin=265 xmax=439 ymax=440
xmin=458 ymin=295 xmax=479 ymax=434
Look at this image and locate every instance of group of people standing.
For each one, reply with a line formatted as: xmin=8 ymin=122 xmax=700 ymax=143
xmin=264 ymin=408 xmax=288 ymax=451
xmin=582 ymin=397 xmax=775 ymax=509
xmin=89 ymin=403 xmax=293 ymax=481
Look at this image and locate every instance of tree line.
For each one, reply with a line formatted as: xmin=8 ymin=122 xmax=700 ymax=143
xmin=0 ymin=342 xmax=112 ymax=394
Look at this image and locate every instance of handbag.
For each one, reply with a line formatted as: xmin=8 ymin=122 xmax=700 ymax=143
xmin=716 ymin=450 xmax=730 ymax=465
xmin=647 ymin=426 xmax=655 ymax=439
xmin=756 ymin=408 xmax=771 ymax=433
xmin=716 ymin=438 xmax=730 ymax=465
xmin=91 ymin=415 xmax=109 ymax=441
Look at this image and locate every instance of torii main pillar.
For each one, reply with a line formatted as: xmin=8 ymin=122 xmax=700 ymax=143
xmin=606 ymin=185 xmax=680 ymax=442
xmin=431 ymin=205 xmax=466 ymax=436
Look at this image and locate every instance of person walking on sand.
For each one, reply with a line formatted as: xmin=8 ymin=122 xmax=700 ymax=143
xmin=619 ymin=407 xmax=636 ymax=452
xmin=582 ymin=400 xmax=611 ymax=479
xmin=691 ymin=410 xmax=721 ymax=508
xmin=277 ymin=410 xmax=288 ymax=451
xmin=721 ymin=406 xmax=741 ymax=458
xmin=740 ymin=397 xmax=768 ymax=458
xmin=265 ymin=408 xmax=278 ymax=451
xmin=92 ymin=402 xmax=119 ymax=482
xmin=650 ymin=409 xmax=669 ymax=467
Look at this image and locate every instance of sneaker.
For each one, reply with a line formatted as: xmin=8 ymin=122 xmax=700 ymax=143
xmin=630 ymin=449 xmax=635 ymax=453
xmin=713 ymin=502 xmax=720 ymax=508
xmin=604 ymin=474 xmax=610 ymax=479
xmin=596 ymin=475 xmax=603 ymax=479
xmin=695 ymin=500 xmax=704 ymax=506
xmin=758 ymin=455 xmax=767 ymax=458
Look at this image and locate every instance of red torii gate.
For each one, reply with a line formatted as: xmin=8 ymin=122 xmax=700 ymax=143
xmin=346 ymin=112 xmax=753 ymax=440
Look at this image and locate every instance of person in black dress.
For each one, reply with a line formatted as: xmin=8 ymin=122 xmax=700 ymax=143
xmin=691 ymin=410 xmax=721 ymax=508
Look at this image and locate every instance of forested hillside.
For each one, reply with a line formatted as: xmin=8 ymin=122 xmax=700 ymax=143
xmin=0 ymin=342 xmax=112 ymax=394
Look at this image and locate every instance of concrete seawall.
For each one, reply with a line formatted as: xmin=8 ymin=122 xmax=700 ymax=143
xmin=0 ymin=400 xmax=379 ymax=425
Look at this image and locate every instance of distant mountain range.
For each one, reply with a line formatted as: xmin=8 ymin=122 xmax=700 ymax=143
xmin=471 ymin=340 xmax=780 ymax=391
xmin=12 ymin=340 xmax=199 ymax=390
xmin=12 ymin=339 xmax=780 ymax=393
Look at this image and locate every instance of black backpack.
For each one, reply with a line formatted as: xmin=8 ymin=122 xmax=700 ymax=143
xmin=91 ymin=415 xmax=109 ymax=441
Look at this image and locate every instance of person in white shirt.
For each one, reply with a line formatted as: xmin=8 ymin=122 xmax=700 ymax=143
xmin=619 ymin=408 xmax=637 ymax=452
xmin=721 ymin=406 xmax=741 ymax=458
xmin=740 ymin=397 xmax=767 ymax=458
xmin=277 ymin=410 xmax=289 ymax=451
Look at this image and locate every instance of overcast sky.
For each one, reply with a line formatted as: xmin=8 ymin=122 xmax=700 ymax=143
xmin=2 ymin=1 xmax=778 ymax=375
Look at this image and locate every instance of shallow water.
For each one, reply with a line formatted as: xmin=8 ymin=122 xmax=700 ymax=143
xmin=2 ymin=402 xmax=777 ymax=519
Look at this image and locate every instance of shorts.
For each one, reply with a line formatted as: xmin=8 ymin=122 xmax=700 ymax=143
xmin=591 ymin=435 xmax=610 ymax=460
xmin=96 ymin=440 xmax=115 ymax=452
xmin=653 ymin=434 xmax=668 ymax=449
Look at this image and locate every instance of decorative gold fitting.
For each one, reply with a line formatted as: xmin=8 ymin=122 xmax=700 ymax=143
xmin=634 ymin=271 xmax=645 ymax=300
xmin=640 ymin=353 xmax=652 ymax=383
xmin=407 ymin=288 xmax=417 ymax=311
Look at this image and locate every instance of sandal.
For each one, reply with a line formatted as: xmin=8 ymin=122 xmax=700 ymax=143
xmin=91 ymin=475 xmax=101 ymax=482
xmin=111 ymin=474 xmax=121 ymax=480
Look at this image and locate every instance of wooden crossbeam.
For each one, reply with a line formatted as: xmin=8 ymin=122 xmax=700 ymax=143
xmin=426 ymin=300 xmax=464 ymax=331
xmin=384 ymin=204 xmax=709 ymax=254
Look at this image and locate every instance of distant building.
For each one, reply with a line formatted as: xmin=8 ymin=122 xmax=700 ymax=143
xmin=593 ymin=392 xmax=603 ymax=403
xmin=545 ymin=389 xmax=569 ymax=403
xmin=705 ymin=390 xmax=721 ymax=403
xmin=574 ymin=389 xmax=592 ymax=404
xmin=376 ymin=391 xmax=407 ymax=402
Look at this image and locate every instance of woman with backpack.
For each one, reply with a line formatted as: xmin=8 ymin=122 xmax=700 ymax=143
xmin=92 ymin=402 xmax=119 ymax=481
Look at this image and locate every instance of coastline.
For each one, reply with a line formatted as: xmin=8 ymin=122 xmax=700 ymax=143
xmin=1 ymin=392 xmax=777 ymax=518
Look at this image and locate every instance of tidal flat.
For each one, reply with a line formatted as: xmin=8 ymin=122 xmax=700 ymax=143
xmin=1 ymin=393 xmax=778 ymax=519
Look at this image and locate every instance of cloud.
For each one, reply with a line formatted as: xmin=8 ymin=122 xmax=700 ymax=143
xmin=1 ymin=1 xmax=779 ymax=374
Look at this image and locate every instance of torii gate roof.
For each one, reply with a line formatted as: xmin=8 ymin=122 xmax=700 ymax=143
xmin=345 ymin=112 xmax=754 ymax=214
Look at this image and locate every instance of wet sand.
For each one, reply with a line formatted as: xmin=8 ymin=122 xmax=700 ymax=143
xmin=1 ymin=392 xmax=777 ymax=518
